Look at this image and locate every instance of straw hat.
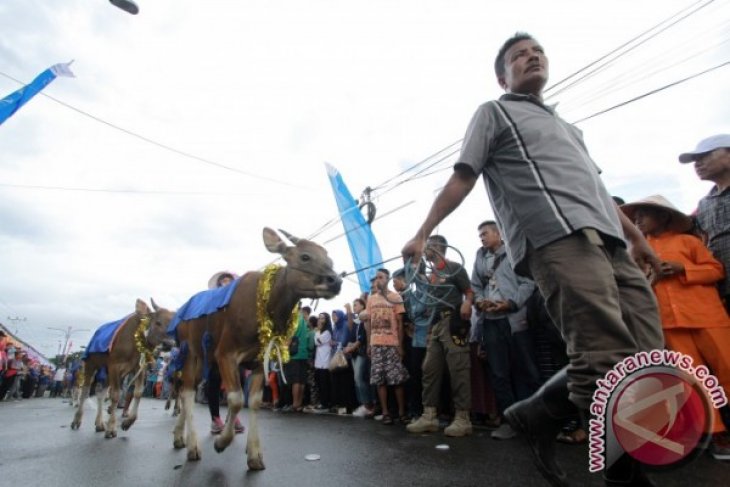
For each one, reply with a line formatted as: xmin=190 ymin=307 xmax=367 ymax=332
xmin=621 ymin=195 xmax=693 ymax=233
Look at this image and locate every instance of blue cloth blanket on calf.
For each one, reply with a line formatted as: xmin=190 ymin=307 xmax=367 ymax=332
xmin=166 ymin=278 xmax=240 ymax=340
xmin=83 ymin=315 xmax=132 ymax=358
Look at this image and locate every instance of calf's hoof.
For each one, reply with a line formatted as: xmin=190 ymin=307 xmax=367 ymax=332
xmin=187 ymin=446 xmax=201 ymax=461
xmin=213 ymin=437 xmax=230 ymax=453
xmin=104 ymin=430 xmax=117 ymax=439
xmin=95 ymin=424 xmax=106 ymax=433
xmin=173 ymin=438 xmax=185 ymax=449
xmin=70 ymin=421 xmax=80 ymax=430
xmin=121 ymin=418 xmax=135 ymax=430
xmin=247 ymin=456 xmax=265 ymax=471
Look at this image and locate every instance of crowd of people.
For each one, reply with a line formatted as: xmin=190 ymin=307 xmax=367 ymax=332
xmin=0 ymin=331 xmax=72 ymax=401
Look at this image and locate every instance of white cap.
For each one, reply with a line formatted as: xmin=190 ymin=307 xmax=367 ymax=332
xmin=678 ymin=134 xmax=730 ymax=163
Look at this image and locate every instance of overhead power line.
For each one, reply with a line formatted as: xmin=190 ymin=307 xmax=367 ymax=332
xmin=0 ymin=71 xmax=306 ymax=190
xmin=0 ymin=182 xmax=253 ymax=196
xmin=544 ymin=0 xmax=715 ymax=97
xmin=571 ymin=60 xmax=729 ymax=124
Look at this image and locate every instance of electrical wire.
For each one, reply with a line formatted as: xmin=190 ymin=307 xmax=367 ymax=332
xmin=571 ymin=60 xmax=729 ymax=124
xmin=0 ymin=71 xmax=308 ymax=190
xmin=544 ymin=0 xmax=716 ymax=98
xmin=0 ymin=182 xmax=254 ymax=196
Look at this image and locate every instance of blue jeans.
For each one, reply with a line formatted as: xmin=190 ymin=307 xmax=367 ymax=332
xmin=481 ymin=317 xmax=540 ymax=414
xmin=352 ymin=354 xmax=373 ymax=406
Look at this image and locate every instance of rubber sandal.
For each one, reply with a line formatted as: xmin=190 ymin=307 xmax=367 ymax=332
xmin=382 ymin=415 xmax=394 ymax=425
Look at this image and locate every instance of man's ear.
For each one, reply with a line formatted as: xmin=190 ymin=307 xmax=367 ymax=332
xmin=497 ymin=76 xmax=508 ymax=91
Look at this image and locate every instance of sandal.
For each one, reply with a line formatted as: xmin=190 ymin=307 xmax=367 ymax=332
xmin=399 ymin=415 xmax=411 ymax=425
xmin=382 ymin=415 xmax=394 ymax=425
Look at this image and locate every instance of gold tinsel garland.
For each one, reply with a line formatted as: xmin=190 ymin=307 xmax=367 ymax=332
xmin=133 ymin=316 xmax=155 ymax=364
xmin=257 ymin=264 xmax=300 ymax=363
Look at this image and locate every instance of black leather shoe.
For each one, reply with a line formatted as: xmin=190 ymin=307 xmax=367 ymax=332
xmin=504 ymin=366 xmax=576 ymax=487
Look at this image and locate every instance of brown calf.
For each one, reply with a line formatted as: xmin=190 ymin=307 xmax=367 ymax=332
xmin=172 ymin=228 xmax=342 ymax=469
xmin=70 ymin=299 xmax=175 ymax=438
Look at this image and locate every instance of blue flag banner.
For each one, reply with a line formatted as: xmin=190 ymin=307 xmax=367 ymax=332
xmin=0 ymin=62 xmax=75 ymax=126
xmin=325 ymin=162 xmax=383 ymax=293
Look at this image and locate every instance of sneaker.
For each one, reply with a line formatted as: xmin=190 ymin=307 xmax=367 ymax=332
xmin=337 ymin=407 xmax=348 ymax=415
xmin=491 ymin=422 xmax=517 ymax=440
xmin=374 ymin=414 xmax=384 ymax=421
xmin=313 ymin=406 xmax=329 ymax=414
xmin=711 ymin=432 xmax=730 ymax=460
xmin=234 ymin=417 xmax=245 ymax=434
xmin=352 ymin=405 xmax=370 ymax=418
xmin=210 ymin=416 xmax=224 ymax=435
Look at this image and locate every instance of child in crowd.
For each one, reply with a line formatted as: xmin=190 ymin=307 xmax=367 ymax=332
xmin=622 ymin=194 xmax=730 ymax=460
xmin=362 ymin=269 xmax=409 ymax=425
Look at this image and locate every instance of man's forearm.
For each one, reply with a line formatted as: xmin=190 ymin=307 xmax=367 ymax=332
xmin=414 ymin=167 xmax=478 ymax=240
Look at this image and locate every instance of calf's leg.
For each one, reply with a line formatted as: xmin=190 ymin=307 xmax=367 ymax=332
xmin=94 ymin=385 xmax=108 ymax=432
xmin=122 ymin=367 xmax=146 ymax=430
xmin=71 ymin=365 xmax=97 ymax=430
xmin=182 ymin=388 xmax=201 ymax=460
xmin=214 ymin=356 xmax=243 ymax=453
xmin=246 ymin=367 xmax=266 ymax=470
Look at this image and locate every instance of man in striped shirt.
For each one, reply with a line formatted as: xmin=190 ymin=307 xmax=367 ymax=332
xmin=402 ymin=32 xmax=663 ymax=487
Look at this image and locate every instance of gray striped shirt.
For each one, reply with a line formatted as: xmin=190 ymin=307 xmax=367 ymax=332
xmin=456 ymin=93 xmax=624 ymax=273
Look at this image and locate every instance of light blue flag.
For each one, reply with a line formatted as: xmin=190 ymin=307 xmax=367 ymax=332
xmin=0 ymin=62 xmax=75 ymax=126
xmin=325 ymin=162 xmax=384 ymax=293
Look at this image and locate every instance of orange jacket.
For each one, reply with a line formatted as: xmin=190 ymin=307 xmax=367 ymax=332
xmin=648 ymin=232 xmax=730 ymax=329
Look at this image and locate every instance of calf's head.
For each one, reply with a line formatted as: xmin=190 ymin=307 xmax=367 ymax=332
xmin=263 ymin=227 xmax=342 ymax=299
xmin=135 ymin=298 xmax=176 ymax=350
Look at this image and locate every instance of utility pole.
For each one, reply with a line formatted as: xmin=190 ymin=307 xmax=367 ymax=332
xmin=6 ymin=316 xmax=26 ymax=335
xmin=47 ymin=326 xmax=89 ymax=363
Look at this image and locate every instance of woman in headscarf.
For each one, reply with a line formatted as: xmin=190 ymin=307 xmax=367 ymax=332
xmin=330 ymin=309 xmax=358 ymax=414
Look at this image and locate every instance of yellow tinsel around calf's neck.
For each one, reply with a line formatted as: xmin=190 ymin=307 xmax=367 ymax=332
xmin=134 ymin=316 xmax=155 ymax=364
xmin=257 ymin=264 xmax=300 ymax=363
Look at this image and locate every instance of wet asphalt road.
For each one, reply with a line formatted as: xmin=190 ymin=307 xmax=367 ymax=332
xmin=0 ymin=397 xmax=727 ymax=487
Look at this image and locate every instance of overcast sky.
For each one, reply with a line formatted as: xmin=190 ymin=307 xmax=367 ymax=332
xmin=1 ymin=0 xmax=728 ymax=358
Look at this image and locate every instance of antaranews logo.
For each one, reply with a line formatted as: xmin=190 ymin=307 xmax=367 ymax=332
xmin=588 ymin=349 xmax=727 ymax=472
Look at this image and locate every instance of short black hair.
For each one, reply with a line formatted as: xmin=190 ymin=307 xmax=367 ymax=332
xmin=478 ymin=220 xmax=498 ymax=231
xmin=353 ymin=298 xmax=366 ymax=308
xmin=392 ymin=268 xmax=406 ymax=279
xmin=495 ymin=32 xmax=536 ymax=79
xmin=376 ymin=268 xmax=390 ymax=277
xmin=301 ymin=306 xmax=311 ymax=315
xmin=612 ymin=196 xmax=625 ymax=206
xmin=427 ymin=235 xmax=448 ymax=247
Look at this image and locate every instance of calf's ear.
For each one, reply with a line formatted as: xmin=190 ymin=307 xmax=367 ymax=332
xmin=263 ymin=227 xmax=288 ymax=255
xmin=136 ymin=299 xmax=151 ymax=315
xmin=150 ymin=298 xmax=161 ymax=312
